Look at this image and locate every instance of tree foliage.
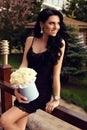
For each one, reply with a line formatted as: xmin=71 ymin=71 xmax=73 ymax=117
xmin=61 ymin=26 xmax=87 ymax=82
xmin=0 ymin=0 xmax=42 ymax=49
xmin=63 ymin=0 xmax=87 ymax=22
xmin=0 ymin=0 xmax=34 ymax=29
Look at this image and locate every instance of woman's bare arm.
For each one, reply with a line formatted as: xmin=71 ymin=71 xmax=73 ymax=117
xmin=20 ymin=37 xmax=33 ymax=68
xmin=45 ymin=40 xmax=65 ymax=113
xmin=14 ymin=37 xmax=34 ymax=103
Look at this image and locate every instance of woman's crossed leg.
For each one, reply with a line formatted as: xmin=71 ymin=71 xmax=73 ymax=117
xmin=0 ymin=106 xmax=29 ymax=130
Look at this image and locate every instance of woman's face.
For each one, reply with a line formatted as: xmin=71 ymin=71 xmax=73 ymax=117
xmin=41 ymin=15 xmax=60 ymax=37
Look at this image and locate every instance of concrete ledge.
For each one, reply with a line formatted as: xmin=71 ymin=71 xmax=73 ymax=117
xmin=26 ymin=109 xmax=80 ymax=130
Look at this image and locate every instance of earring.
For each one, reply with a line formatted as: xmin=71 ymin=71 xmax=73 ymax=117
xmin=40 ymin=28 xmax=43 ymax=34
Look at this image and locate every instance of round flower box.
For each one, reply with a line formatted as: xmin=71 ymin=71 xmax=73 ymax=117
xmin=10 ymin=67 xmax=39 ymax=102
xmin=18 ymin=82 xmax=39 ymax=102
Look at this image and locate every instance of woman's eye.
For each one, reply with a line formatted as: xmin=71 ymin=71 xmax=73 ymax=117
xmin=49 ymin=22 xmax=60 ymax=25
xmin=49 ymin=22 xmax=54 ymax=25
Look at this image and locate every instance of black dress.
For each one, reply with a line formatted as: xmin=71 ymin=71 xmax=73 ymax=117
xmin=14 ymin=46 xmax=54 ymax=113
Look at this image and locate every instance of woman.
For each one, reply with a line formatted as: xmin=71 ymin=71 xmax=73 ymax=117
xmin=0 ymin=8 xmax=68 ymax=130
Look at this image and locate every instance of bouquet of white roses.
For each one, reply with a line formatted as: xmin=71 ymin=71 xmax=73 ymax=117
xmin=10 ymin=67 xmax=39 ymax=102
xmin=10 ymin=67 xmax=37 ymax=87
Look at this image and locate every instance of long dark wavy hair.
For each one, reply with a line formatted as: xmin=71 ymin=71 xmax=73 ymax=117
xmin=34 ymin=8 xmax=69 ymax=65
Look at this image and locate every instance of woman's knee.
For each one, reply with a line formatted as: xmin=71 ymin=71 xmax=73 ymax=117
xmin=0 ymin=113 xmax=9 ymax=126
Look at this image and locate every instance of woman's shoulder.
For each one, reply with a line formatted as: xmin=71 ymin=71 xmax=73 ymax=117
xmin=26 ymin=36 xmax=34 ymax=43
xmin=23 ymin=36 xmax=34 ymax=52
xmin=61 ymin=39 xmax=66 ymax=49
xmin=25 ymin=36 xmax=34 ymax=46
xmin=61 ymin=39 xmax=65 ymax=45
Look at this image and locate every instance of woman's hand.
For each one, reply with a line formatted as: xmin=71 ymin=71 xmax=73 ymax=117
xmin=14 ymin=89 xmax=29 ymax=104
xmin=45 ymin=99 xmax=60 ymax=113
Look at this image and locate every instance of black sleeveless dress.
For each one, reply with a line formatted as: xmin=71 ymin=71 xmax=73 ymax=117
xmin=14 ymin=46 xmax=54 ymax=113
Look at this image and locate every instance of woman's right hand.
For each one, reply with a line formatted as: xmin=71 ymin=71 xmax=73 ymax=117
xmin=14 ymin=89 xmax=29 ymax=104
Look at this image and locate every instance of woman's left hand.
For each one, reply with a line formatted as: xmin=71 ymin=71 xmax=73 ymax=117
xmin=45 ymin=99 xmax=60 ymax=113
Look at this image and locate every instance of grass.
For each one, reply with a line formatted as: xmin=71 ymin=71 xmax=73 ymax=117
xmin=0 ymin=53 xmax=87 ymax=112
xmin=0 ymin=53 xmax=23 ymax=69
xmin=61 ymin=85 xmax=87 ymax=112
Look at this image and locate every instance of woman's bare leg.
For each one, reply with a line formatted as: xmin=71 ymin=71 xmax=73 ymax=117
xmin=0 ymin=106 xmax=29 ymax=130
xmin=16 ymin=116 xmax=29 ymax=130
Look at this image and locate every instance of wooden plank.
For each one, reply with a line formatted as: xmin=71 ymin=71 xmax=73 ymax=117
xmin=0 ymin=65 xmax=13 ymax=113
xmin=52 ymin=105 xmax=87 ymax=129
xmin=0 ymin=65 xmax=11 ymax=82
xmin=0 ymin=81 xmax=14 ymax=113
xmin=0 ymin=81 xmax=14 ymax=95
xmin=0 ymin=80 xmax=87 ymax=129
xmin=27 ymin=109 xmax=80 ymax=130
